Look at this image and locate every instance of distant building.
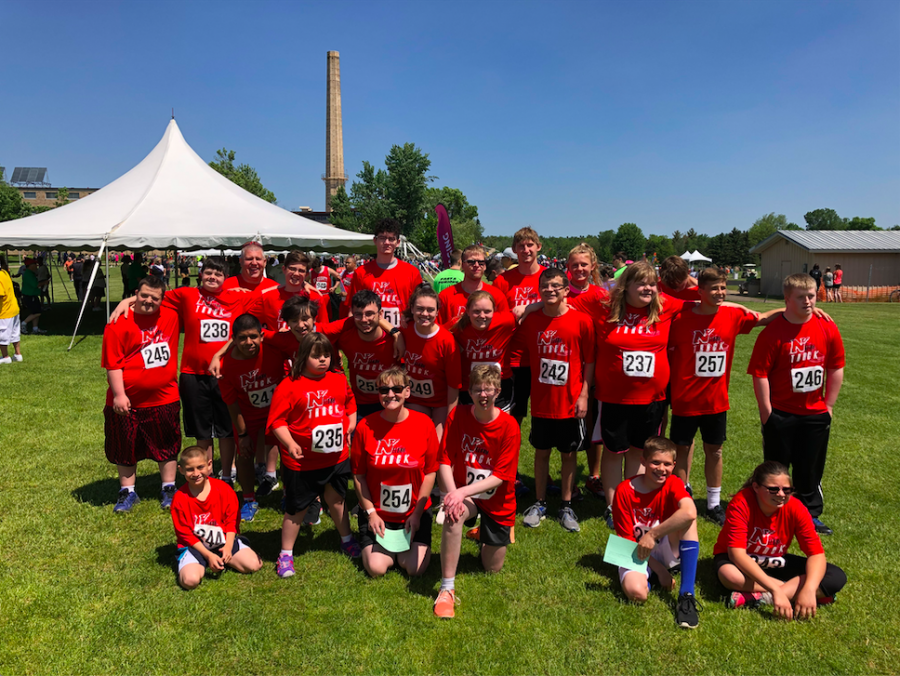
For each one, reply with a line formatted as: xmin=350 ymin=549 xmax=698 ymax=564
xmin=16 ymin=186 xmax=98 ymax=208
xmin=750 ymin=230 xmax=900 ymax=296
xmin=292 ymin=206 xmax=333 ymax=226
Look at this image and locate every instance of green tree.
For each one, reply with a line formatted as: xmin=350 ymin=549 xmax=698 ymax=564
xmin=384 ymin=143 xmax=435 ymax=238
xmin=209 ymin=148 xmax=276 ymax=203
xmin=747 ymin=213 xmax=802 ymax=247
xmin=804 ymin=208 xmax=843 ymax=231
xmin=412 ymin=187 xmax=482 ymax=254
xmin=0 ymin=170 xmax=33 ymax=221
xmin=349 ymin=161 xmax=395 ymax=234
xmin=844 ymin=216 xmax=879 ymax=230
xmin=328 ymin=185 xmax=358 ymax=231
xmin=612 ymin=223 xmax=645 ymax=260
xmin=596 ymin=229 xmax=615 ymax=262
xmin=54 ymin=186 xmax=70 ymax=208
xmin=646 ymin=234 xmax=675 ymax=262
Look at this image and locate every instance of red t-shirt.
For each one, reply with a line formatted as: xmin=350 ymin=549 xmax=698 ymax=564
xmin=246 ymin=285 xmax=329 ymax=331
xmin=312 ymin=269 xmax=333 ymax=293
xmin=101 ymin=308 xmax=181 ymax=408
xmin=163 ymin=286 xmax=253 ymax=376
xmin=339 ymin=259 xmax=423 ymax=327
xmin=593 ymin=296 xmax=685 ymax=405
xmin=400 ymin=325 xmax=462 ymax=407
xmin=350 ymin=410 xmax=439 ymax=523
xmin=713 ymin=487 xmax=824 ymax=563
xmin=266 ymin=371 xmax=357 ymax=472
xmin=452 ymin=311 xmax=517 ymax=389
xmin=612 ymin=474 xmax=690 ymax=543
xmin=519 ymin=309 xmax=595 ymax=419
xmin=747 ymin=315 xmax=845 ymax=415
xmin=330 ymin=322 xmax=398 ymax=405
xmin=659 ymin=281 xmax=701 ymax=302
xmin=218 ymin=343 xmax=288 ymax=427
xmin=437 ymin=282 xmax=510 ymax=325
xmin=340 ymin=269 xmax=354 ymax=292
xmin=439 ymin=405 xmax=520 ymax=526
xmin=667 ymin=305 xmax=759 ymax=416
xmin=492 ymin=266 xmax=546 ymax=368
xmin=568 ymin=285 xmax=611 ymax=322
xmin=171 ymin=478 xmax=240 ymax=550
xmin=222 ymin=275 xmax=279 ymax=293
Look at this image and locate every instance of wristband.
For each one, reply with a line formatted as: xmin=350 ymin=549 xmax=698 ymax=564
xmin=238 ymin=432 xmax=249 ymax=438
xmin=389 ymin=327 xmax=400 ymax=336
xmin=366 ymin=507 xmax=376 ymax=515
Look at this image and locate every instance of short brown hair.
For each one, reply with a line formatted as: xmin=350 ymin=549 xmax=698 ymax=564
xmin=659 ymin=256 xmax=691 ymax=288
xmin=698 ymin=266 xmax=728 ymax=288
xmin=469 ymin=364 xmax=502 ymax=392
xmin=512 ymin=227 xmax=541 ymax=250
xmin=783 ymin=273 xmax=816 ymax=296
xmin=178 ymin=445 xmax=208 ymax=466
xmin=462 ymin=244 xmax=485 ymax=259
xmin=642 ymin=436 xmax=677 ymax=460
xmin=284 ymin=251 xmax=311 ymax=270
xmin=376 ymin=366 xmax=410 ymax=389
xmin=291 ymin=333 xmax=337 ymax=379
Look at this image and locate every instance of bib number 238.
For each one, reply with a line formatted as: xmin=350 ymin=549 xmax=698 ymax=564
xmin=200 ymin=319 xmax=230 ymax=343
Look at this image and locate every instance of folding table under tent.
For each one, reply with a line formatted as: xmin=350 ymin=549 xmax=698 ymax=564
xmin=0 ymin=119 xmax=374 ymax=348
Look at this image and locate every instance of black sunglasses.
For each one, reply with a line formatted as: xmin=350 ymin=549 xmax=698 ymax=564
xmin=465 ymin=259 xmax=486 ymax=266
xmin=377 ymin=386 xmax=406 ymax=395
xmin=760 ymin=485 xmax=795 ymax=496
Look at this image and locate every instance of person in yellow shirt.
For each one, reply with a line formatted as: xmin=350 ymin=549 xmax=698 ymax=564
xmin=0 ymin=255 xmax=23 ymax=364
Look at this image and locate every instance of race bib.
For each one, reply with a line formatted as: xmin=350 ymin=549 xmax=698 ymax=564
xmin=539 ymin=358 xmax=569 ymax=386
xmin=193 ymin=523 xmax=226 ymax=551
xmin=694 ymin=352 xmax=727 ymax=378
xmin=199 ymin=319 xmax=230 ymax=343
xmin=471 ymin=361 xmax=502 ymax=373
xmin=791 ymin=365 xmax=824 ymax=393
xmin=382 ymin=307 xmax=401 ymax=328
xmin=380 ymin=483 xmax=412 ymax=513
xmin=466 ymin=466 xmax=496 ymax=500
xmin=410 ymin=379 xmax=434 ymax=399
xmin=311 ymin=422 xmax=344 ymax=453
xmin=316 ymin=279 xmax=329 ymax=291
xmin=622 ymin=351 xmax=655 ymax=378
xmin=248 ymin=385 xmax=275 ymax=409
xmin=141 ymin=342 xmax=171 ymax=369
xmin=749 ymin=554 xmax=786 ymax=570
xmin=355 ymin=374 xmax=378 ymax=395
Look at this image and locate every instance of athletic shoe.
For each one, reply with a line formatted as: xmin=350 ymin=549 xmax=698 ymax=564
xmin=603 ymin=506 xmax=615 ymax=531
xmin=571 ymin=486 xmax=584 ymax=503
xmin=817 ymin=595 xmax=836 ymax=606
xmin=254 ymin=463 xmax=266 ymax=485
xmin=676 ymin=593 xmax=702 ymax=629
xmin=685 ymin=483 xmax=694 ymax=497
xmin=340 ymin=537 xmax=362 ymax=558
xmin=276 ymin=553 xmax=295 ymax=578
xmin=812 ymin=518 xmax=833 ymax=536
xmin=159 ymin=485 xmax=176 ymax=510
xmin=241 ymin=500 xmax=259 ymax=522
xmin=523 ymin=502 xmax=547 ymax=528
xmin=11 ymin=354 xmax=23 ymax=362
xmin=706 ymin=504 xmax=727 ymax=527
xmin=256 ymin=475 xmax=279 ymax=499
xmin=464 ymin=527 xmax=481 ymax=542
xmin=31 ymin=327 xmax=47 ymax=335
xmin=435 ymin=503 xmax=446 ymax=526
xmin=727 ymin=591 xmax=772 ymax=609
xmin=0 ymin=357 xmax=11 ymax=365
xmin=514 ymin=475 xmax=529 ymax=496
xmin=546 ymin=479 xmax=561 ymax=495
xmin=303 ymin=500 xmax=323 ymax=526
xmin=558 ymin=506 xmax=581 ymax=532
xmin=113 ymin=489 xmax=140 ymax=513
xmin=584 ymin=476 xmax=604 ymax=498
xmin=350 ymin=504 xmax=360 ymax=517
xmin=433 ymin=589 xmax=458 ymax=619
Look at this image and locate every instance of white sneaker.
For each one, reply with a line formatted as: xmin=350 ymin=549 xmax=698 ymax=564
xmin=0 ymin=357 xmax=11 ymax=365
xmin=12 ymin=354 xmax=22 ymax=362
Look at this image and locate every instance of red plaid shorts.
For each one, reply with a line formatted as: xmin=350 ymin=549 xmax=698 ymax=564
xmin=104 ymin=401 xmax=182 ymax=466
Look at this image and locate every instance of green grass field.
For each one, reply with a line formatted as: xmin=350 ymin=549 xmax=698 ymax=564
xmin=1 ymin=271 xmax=899 ymax=674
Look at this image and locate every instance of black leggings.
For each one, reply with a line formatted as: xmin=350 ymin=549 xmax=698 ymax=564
xmin=714 ymin=552 xmax=847 ymax=597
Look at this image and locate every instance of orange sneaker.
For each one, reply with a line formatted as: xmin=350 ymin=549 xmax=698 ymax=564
xmin=465 ymin=526 xmax=480 ymax=542
xmin=433 ymin=589 xmax=458 ymax=619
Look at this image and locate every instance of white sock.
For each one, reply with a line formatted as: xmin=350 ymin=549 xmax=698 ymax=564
xmin=123 ymin=485 xmax=135 ymax=493
xmin=266 ymin=471 xmax=277 ymax=480
xmin=162 ymin=482 xmax=175 ymax=489
xmin=441 ymin=577 xmax=455 ymax=591
xmin=340 ymin=534 xmax=353 ymax=543
xmin=707 ymin=486 xmax=722 ymax=509
xmin=280 ymin=549 xmax=293 ymax=557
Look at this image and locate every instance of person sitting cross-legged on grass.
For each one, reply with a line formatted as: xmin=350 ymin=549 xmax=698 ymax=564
xmin=171 ymin=446 xmax=263 ymax=590
xmin=433 ymin=365 xmax=521 ymax=619
xmin=611 ymin=436 xmax=702 ymax=629
xmin=715 ymin=461 xmax=847 ymax=619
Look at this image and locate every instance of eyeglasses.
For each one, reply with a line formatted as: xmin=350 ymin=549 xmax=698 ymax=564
xmin=377 ymin=386 xmax=406 ymax=395
xmin=760 ymin=485 xmax=795 ymax=496
xmin=375 ymin=236 xmax=398 ymax=244
xmin=465 ymin=259 xmax=486 ymax=266
xmin=541 ymin=283 xmax=565 ymax=291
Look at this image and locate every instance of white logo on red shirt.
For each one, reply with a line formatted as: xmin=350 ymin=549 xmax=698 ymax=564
xmin=461 ymin=433 xmax=492 ymax=467
xmin=195 ymin=294 xmax=232 ymax=319
xmin=373 ymin=438 xmax=416 ymax=467
xmin=788 ymin=337 xmax=822 ymax=364
xmin=513 ymin=287 xmax=537 ymax=305
xmin=372 ymin=282 xmax=400 ymax=306
xmin=140 ymin=326 xmax=168 ymax=347
xmin=305 ymin=389 xmax=343 ymax=417
xmin=353 ymin=353 xmax=376 ymax=368
xmin=616 ymin=313 xmax=659 ymax=337
xmin=193 ymin=513 xmax=217 ymax=527
xmin=692 ymin=328 xmax=728 ymax=352
xmin=239 ymin=369 xmax=266 ymax=390
xmin=537 ymin=329 xmax=571 ymax=357
xmin=403 ymin=351 xmax=429 ymax=376
xmin=748 ymin=527 xmax=786 ymax=556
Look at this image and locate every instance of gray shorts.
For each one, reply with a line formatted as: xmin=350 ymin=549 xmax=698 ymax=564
xmin=177 ymin=536 xmax=249 ymax=572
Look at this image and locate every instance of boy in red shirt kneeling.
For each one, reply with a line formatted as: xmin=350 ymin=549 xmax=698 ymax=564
xmin=171 ymin=446 xmax=262 ymax=590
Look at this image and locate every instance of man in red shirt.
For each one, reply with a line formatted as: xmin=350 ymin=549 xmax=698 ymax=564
xmin=437 ymin=244 xmax=509 ymax=325
xmin=748 ymin=273 xmax=845 ymax=536
xmin=102 ymin=276 xmax=182 ymax=513
xmin=339 ymin=219 xmax=423 ymax=328
xmin=658 ymin=255 xmax=700 ymax=301
xmin=246 ymin=251 xmax=329 ymax=331
xmin=519 ymin=269 xmax=594 ymax=533
xmin=221 ymin=241 xmax=279 ymax=293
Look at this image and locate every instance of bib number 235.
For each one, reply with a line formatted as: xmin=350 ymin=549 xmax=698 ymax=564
xmin=312 ymin=423 xmax=343 ymax=453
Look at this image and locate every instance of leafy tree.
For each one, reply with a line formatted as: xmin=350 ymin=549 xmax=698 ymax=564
xmin=844 ymin=216 xmax=879 ymax=231
xmin=0 ymin=170 xmax=33 ymax=221
xmin=209 ymin=148 xmax=276 ymax=203
xmin=747 ymin=213 xmax=801 ymax=247
xmin=384 ymin=143 xmax=435 ymax=238
xmin=54 ymin=186 xmax=70 ymax=208
xmin=646 ymin=234 xmax=675 ymax=262
xmin=804 ymin=208 xmax=843 ymax=231
xmin=612 ymin=223 xmax=645 ymax=260
xmin=328 ymin=185 xmax=358 ymax=231
xmin=891 ymin=225 xmax=900 ymax=231
xmin=596 ymin=229 xmax=615 ymax=262
xmin=349 ymin=161 xmax=394 ymax=233
xmin=412 ymin=187 xmax=482 ymax=254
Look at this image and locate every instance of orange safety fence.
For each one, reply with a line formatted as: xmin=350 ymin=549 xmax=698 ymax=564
xmin=817 ymin=285 xmax=900 ymax=303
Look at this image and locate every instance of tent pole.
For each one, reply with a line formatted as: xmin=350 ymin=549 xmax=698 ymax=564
xmin=53 ymin=258 xmax=72 ymax=300
xmin=105 ymin=248 xmax=111 ymax=320
xmin=68 ymin=238 xmax=106 ymax=352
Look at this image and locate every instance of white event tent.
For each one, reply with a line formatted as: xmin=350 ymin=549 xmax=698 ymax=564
xmin=0 ymin=118 xmax=375 ymax=347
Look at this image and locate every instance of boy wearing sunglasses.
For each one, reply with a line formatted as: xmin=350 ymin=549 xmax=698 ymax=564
xmin=437 ymin=244 xmax=509 ymax=325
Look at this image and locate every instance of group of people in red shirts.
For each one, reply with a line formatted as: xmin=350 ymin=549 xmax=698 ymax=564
xmin=100 ymin=219 xmax=846 ymax=628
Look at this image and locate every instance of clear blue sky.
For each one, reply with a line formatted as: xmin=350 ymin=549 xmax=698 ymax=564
xmin=2 ymin=0 xmax=898 ymax=237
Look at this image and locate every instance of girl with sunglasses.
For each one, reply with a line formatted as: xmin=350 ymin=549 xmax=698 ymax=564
xmin=713 ymin=461 xmax=846 ymax=619
xmin=351 ymin=367 xmax=439 ymax=578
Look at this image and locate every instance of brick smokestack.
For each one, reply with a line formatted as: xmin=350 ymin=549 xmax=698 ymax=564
xmin=324 ymin=50 xmax=347 ymax=213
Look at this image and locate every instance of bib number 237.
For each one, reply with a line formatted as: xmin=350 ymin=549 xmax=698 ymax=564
xmin=622 ymin=351 xmax=654 ymax=378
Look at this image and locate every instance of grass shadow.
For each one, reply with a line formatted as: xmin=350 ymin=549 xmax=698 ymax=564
xmin=73 ymin=474 xmax=167 ymax=507
xmin=155 ymin=543 xmax=179 ymax=572
xmin=577 ymin=551 xmax=629 ymax=601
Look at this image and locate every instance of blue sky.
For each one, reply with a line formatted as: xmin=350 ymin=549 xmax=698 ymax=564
xmin=2 ymin=0 xmax=898 ymax=237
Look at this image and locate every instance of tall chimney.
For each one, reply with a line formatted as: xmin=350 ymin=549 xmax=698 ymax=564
xmin=324 ymin=50 xmax=347 ymax=213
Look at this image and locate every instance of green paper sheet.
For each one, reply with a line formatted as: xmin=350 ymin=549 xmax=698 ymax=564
xmin=603 ymin=534 xmax=649 ymax=573
xmin=376 ymin=527 xmax=411 ymax=553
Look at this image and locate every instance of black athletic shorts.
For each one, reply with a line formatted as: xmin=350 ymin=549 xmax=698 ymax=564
xmin=179 ymin=373 xmax=232 ymax=440
xmin=511 ymin=366 xmax=531 ymax=417
xmin=357 ymin=508 xmax=433 ymax=550
xmin=599 ymin=400 xmax=665 ymax=454
xmin=282 ymin=459 xmax=352 ymax=515
xmin=22 ymin=295 xmax=41 ymax=315
xmin=356 ymin=402 xmax=384 ymax=419
xmin=530 ymin=416 xmax=587 ymax=453
xmin=670 ymin=411 xmax=728 ymax=446
xmin=713 ymin=552 xmax=847 ymax=598
xmin=476 ymin=511 xmax=512 ymax=547
xmin=458 ymin=377 xmax=514 ymax=413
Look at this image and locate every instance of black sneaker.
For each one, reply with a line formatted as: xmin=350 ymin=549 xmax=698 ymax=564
xmin=303 ymin=499 xmax=322 ymax=526
xmin=676 ymin=593 xmax=702 ymax=629
xmin=812 ymin=518 xmax=833 ymax=536
xmin=706 ymin=504 xmax=727 ymax=527
xmin=685 ymin=483 xmax=694 ymax=498
xmin=603 ymin=506 xmax=614 ymax=531
xmin=257 ymin=475 xmax=279 ymax=499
